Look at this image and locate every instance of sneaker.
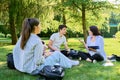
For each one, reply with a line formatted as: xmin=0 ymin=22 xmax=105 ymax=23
xmin=110 ymin=59 xmax=116 ymax=62
xmin=108 ymin=56 xmax=116 ymax=60
xmin=79 ymin=57 xmax=81 ymax=61
xmin=108 ymin=55 xmax=116 ymax=61
xmin=92 ymin=60 xmax=97 ymax=63
xmin=71 ymin=60 xmax=79 ymax=66
xmin=102 ymin=62 xmax=114 ymax=66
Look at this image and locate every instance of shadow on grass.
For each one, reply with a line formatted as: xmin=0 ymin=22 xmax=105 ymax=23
xmin=0 ymin=60 xmax=120 ymax=80
xmin=0 ymin=62 xmax=40 ymax=80
xmin=0 ymin=42 xmax=11 ymax=46
xmin=0 ymin=45 xmax=14 ymax=61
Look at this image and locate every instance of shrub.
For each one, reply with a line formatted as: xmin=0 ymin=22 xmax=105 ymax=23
xmin=7 ymin=34 xmax=11 ymax=38
xmin=110 ymin=27 xmax=117 ymax=36
xmin=115 ymin=31 xmax=120 ymax=39
xmin=0 ymin=33 xmax=4 ymax=37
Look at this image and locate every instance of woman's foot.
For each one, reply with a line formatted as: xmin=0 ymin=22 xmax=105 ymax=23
xmin=86 ymin=58 xmax=92 ymax=62
xmin=92 ymin=60 xmax=97 ymax=63
xmin=79 ymin=57 xmax=82 ymax=61
xmin=71 ymin=60 xmax=79 ymax=66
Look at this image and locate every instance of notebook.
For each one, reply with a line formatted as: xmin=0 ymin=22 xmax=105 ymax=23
xmin=88 ymin=46 xmax=99 ymax=49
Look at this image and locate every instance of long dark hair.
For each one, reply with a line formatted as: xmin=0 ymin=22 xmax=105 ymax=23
xmin=89 ymin=26 xmax=100 ymax=36
xmin=20 ymin=18 xmax=39 ymax=49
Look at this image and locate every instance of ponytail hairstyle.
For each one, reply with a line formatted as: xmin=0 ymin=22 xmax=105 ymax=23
xmin=20 ymin=18 xmax=39 ymax=49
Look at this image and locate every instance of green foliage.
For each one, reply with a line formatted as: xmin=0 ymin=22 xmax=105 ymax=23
xmin=110 ymin=27 xmax=118 ymax=36
xmin=115 ymin=31 xmax=120 ymax=39
xmin=117 ymin=23 xmax=120 ymax=31
xmin=109 ymin=12 xmax=120 ymax=25
xmin=0 ymin=25 xmax=10 ymax=37
xmin=0 ymin=0 xmax=120 ymax=42
xmin=100 ymin=20 xmax=110 ymax=37
xmin=0 ymin=33 xmax=4 ymax=37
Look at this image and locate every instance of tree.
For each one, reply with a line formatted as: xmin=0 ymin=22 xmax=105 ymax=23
xmin=1 ymin=0 xmax=55 ymax=44
xmin=65 ymin=0 xmax=112 ymax=42
xmin=8 ymin=0 xmax=18 ymax=45
xmin=0 ymin=25 xmax=10 ymax=38
xmin=0 ymin=0 xmax=10 ymax=37
xmin=1 ymin=0 xmax=117 ymax=43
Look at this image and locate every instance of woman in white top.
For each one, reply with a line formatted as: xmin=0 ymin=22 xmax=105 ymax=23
xmin=13 ymin=18 xmax=79 ymax=75
xmin=79 ymin=26 xmax=107 ymax=63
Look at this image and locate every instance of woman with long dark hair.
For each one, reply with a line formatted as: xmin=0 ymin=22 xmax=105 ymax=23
xmin=79 ymin=26 xmax=107 ymax=63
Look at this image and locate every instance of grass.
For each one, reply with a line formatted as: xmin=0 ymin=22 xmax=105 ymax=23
xmin=0 ymin=37 xmax=120 ymax=80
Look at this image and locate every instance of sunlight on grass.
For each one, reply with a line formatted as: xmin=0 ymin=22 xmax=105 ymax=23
xmin=0 ymin=62 xmax=5 ymax=66
xmin=0 ymin=45 xmax=14 ymax=54
xmin=2 ymin=45 xmax=14 ymax=49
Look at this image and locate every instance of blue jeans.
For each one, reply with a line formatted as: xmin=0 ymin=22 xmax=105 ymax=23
xmin=31 ymin=51 xmax=72 ymax=75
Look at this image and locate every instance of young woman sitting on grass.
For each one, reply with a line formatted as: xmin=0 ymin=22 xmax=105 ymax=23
xmin=13 ymin=18 xmax=79 ymax=75
xmin=79 ymin=26 xmax=107 ymax=63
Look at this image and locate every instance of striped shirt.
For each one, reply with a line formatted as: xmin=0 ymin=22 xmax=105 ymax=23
xmin=13 ymin=33 xmax=45 ymax=74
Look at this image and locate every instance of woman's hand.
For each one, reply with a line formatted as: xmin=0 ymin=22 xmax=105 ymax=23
xmin=79 ymin=39 xmax=84 ymax=43
xmin=44 ymin=52 xmax=52 ymax=57
xmin=88 ymin=48 xmax=96 ymax=52
xmin=79 ymin=39 xmax=88 ymax=49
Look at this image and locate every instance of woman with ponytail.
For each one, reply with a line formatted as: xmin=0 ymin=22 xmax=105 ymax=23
xmin=13 ymin=18 xmax=79 ymax=75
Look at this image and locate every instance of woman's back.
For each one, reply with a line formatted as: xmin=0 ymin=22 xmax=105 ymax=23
xmin=13 ymin=34 xmax=44 ymax=73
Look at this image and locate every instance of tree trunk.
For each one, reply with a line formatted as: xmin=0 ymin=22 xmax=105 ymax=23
xmin=9 ymin=0 xmax=18 ymax=45
xmin=61 ymin=0 xmax=66 ymax=25
xmin=63 ymin=13 xmax=66 ymax=25
xmin=9 ymin=15 xmax=18 ymax=45
xmin=5 ymin=34 xmax=7 ymax=38
xmin=82 ymin=4 xmax=87 ymax=43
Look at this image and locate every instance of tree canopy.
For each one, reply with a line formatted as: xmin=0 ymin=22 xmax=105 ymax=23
xmin=0 ymin=0 xmax=120 ymax=44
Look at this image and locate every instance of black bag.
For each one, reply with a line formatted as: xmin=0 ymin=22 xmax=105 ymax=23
xmin=61 ymin=49 xmax=81 ymax=59
xmin=69 ymin=49 xmax=80 ymax=59
xmin=6 ymin=53 xmax=16 ymax=69
xmin=61 ymin=50 xmax=69 ymax=57
xmin=39 ymin=65 xmax=65 ymax=80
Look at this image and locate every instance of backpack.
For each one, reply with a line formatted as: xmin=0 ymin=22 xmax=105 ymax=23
xmin=6 ymin=53 xmax=16 ymax=69
xmin=69 ymin=49 xmax=80 ymax=59
xmin=61 ymin=50 xmax=69 ymax=57
xmin=39 ymin=64 xmax=65 ymax=80
xmin=61 ymin=49 xmax=80 ymax=59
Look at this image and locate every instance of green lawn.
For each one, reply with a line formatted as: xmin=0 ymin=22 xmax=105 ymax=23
xmin=0 ymin=37 xmax=120 ymax=80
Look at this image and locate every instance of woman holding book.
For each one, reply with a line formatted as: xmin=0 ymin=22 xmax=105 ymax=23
xmin=79 ymin=26 xmax=107 ymax=63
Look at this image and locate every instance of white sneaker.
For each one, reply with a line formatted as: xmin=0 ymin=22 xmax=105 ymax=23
xmin=102 ymin=62 xmax=114 ymax=66
xmin=93 ymin=60 xmax=97 ymax=63
xmin=71 ymin=60 xmax=79 ymax=66
xmin=79 ymin=57 xmax=81 ymax=61
xmin=110 ymin=59 xmax=116 ymax=62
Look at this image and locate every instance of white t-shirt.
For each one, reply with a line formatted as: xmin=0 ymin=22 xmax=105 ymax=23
xmin=50 ymin=32 xmax=67 ymax=51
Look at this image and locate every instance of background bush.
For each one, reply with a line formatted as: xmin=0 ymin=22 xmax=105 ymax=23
xmin=115 ymin=31 xmax=120 ymax=39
